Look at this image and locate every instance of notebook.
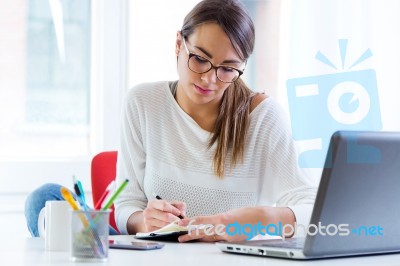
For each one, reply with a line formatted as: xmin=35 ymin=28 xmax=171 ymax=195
xmin=216 ymin=131 xmax=400 ymax=259
xmin=135 ymin=220 xmax=202 ymax=241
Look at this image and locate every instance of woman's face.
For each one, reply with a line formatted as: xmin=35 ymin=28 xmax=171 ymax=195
xmin=176 ymin=23 xmax=244 ymax=107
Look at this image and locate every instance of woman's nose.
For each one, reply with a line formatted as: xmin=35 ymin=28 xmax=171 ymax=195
xmin=200 ymin=67 xmax=218 ymax=84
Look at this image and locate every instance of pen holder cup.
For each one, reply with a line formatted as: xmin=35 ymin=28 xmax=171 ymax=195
xmin=70 ymin=210 xmax=110 ymax=262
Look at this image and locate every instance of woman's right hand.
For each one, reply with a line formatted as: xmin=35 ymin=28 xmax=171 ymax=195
xmin=142 ymin=199 xmax=187 ymax=232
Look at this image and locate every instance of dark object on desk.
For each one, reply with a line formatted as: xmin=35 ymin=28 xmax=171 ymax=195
xmin=135 ymin=231 xmax=188 ymax=242
xmin=217 ymin=131 xmax=400 ymax=259
xmin=135 ymin=220 xmax=192 ymax=242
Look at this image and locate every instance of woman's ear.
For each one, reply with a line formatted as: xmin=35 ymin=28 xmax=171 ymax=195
xmin=175 ymin=31 xmax=182 ymax=56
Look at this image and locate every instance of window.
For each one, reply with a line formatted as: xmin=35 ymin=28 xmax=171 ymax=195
xmin=0 ymin=0 xmax=127 ymax=194
xmin=0 ymin=0 xmax=91 ymax=158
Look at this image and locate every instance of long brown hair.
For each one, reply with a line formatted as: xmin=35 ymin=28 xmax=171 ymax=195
xmin=181 ymin=0 xmax=256 ymax=178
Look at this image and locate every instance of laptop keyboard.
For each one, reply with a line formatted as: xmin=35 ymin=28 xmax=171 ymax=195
xmin=261 ymin=238 xmax=305 ymax=249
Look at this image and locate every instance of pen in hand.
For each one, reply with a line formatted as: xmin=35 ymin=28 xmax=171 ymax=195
xmin=153 ymin=193 xmax=184 ymax=219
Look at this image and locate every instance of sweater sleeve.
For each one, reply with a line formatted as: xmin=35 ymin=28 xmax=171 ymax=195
xmin=114 ymin=88 xmax=148 ymax=234
xmin=258 ymin=100 xmax=317 ymax=237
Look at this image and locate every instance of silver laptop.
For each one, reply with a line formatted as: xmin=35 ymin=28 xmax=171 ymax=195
xmin=217 ymin=131 xmax=400 ymax=259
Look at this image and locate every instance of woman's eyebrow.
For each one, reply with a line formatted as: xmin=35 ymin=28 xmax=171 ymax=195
xmin=194 ymin=45 xmax=242 ymax=65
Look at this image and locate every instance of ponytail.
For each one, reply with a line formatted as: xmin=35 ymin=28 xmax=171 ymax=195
xmin=209 ymin=78 xmax=255 ymax=178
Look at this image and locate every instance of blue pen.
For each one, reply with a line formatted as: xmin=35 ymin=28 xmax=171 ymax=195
xmin=72 ymin=176 xmax=87 ymax=210
xmin=77 ymin=181 xmax=86 ymax=206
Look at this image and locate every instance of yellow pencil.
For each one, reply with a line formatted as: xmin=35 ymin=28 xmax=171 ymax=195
xmin=61 ymin=187 xmax=80 ymax=211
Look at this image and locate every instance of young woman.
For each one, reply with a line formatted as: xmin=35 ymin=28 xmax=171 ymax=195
xmin=114 ymin=0 xmax=316 ymax=242
xmin=25 ymin=0 xmax=316 ymax=241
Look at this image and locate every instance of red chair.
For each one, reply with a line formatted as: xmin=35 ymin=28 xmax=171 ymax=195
xmin=91 ymin=151 xmax=119 ymax=232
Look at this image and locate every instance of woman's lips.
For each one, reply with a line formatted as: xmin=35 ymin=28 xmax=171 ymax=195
xmin=194 ymin=84 xmax=213 ymax=95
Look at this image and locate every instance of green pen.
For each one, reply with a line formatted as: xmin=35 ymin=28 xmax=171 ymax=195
xmin=101 ymin=179 xmax=129 ymax=210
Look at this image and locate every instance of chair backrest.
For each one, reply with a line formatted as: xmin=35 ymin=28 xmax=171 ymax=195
xmin=91 ymin=151 xmax=119 ymax=232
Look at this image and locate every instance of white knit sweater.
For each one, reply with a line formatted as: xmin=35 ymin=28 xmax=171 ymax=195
xmin=114 ymin=81 xmax=317 ymax=235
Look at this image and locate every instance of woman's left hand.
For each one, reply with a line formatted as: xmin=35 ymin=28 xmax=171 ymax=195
xmin=176 ymin=214 xmax=245 ymax=243
xmin=176 ymin=206 xmax=296 ymax=243
xmin=176 ymin=206 xmax=274 ymax=243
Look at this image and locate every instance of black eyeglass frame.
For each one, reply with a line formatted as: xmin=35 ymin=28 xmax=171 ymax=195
xmin=182 ymin=36 xmax=245 ymax=83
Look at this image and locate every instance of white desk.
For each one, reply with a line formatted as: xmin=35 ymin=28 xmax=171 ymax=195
xmin=3 ymin=235 xmax=400 ymax=266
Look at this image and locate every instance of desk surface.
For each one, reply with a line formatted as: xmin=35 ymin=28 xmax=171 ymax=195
xmin=3 ymin=235 xmax=400 ymax=266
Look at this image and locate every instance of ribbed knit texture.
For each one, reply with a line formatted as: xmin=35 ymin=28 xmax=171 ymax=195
xmin=114 ymin=81 xmax=317 ymax=235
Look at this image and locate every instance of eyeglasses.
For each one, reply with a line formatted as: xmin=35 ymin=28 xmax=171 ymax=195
xmin=182 ymin=37 xmax=244 ymax=83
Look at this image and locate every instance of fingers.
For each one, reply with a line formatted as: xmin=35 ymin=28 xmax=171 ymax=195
xmin=171 ymin=200 xmax=187 ymax=218
xmin=143 ymin=199 xmax=186 ymax=231
xmin=177 ymin=218 xmax=191 ymax=226
xmin=152 ymin=199 xmax=183 ymax=217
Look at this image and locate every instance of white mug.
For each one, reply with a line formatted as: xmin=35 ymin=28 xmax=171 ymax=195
xmin=38 ymin=200 xmax=71 ymax=251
